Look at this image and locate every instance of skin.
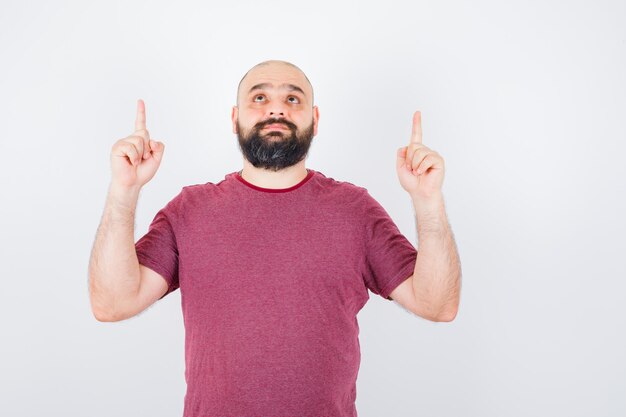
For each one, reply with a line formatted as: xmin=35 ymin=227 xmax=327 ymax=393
xmin=231 ymin=60 xmax=320 ymax=189
xmin=396 ymin=111 xmax=445 ymax=199
xmin=390 ymin=111 xmax=461 ymax=321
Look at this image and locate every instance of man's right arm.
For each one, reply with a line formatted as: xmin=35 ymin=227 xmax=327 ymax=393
xmin=88 ymin=99 xmax=166 ymax=322
xmin=88 ymin=186 xmax=171 ymax=322
xmin=88 ymin=185 xmax=144 ymax=322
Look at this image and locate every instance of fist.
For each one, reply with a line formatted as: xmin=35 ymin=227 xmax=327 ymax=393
xmin=110 ymin=99 xmax=165 ymax=190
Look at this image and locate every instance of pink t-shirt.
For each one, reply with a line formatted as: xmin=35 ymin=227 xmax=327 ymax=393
xmin=135 ymin=168 xmax=417 ymax=417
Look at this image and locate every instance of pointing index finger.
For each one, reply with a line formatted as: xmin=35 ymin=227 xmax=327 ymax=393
xmin=135 ymin=99 xmax=146 ymax=131
xmin=410 ymin=110 xmax=422 ymax=144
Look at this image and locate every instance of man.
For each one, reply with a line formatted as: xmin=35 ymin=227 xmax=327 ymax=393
xmin=88 ymin=60 xmax=461 ymax=417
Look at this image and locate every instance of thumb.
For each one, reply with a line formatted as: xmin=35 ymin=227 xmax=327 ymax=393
xmin=150 ymin=140 xmax=165 ymax=163
xmin=396 ymin=146 xmax=407 ymax=169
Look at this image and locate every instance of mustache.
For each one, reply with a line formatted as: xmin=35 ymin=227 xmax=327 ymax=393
xmin=255 ymin=118 xmax=298 ymax=131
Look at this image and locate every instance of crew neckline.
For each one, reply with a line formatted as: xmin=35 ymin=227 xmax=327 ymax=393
xmin=234 ymin=168 xmax=315 ymax=193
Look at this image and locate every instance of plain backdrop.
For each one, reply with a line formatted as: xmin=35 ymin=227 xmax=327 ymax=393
xmin=0 ymin=0 xmax=624 ymax=416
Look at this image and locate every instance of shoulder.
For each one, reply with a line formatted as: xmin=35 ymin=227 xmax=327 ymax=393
xmin=157 ymin=181 xmax=217 ymax=216
xmin=314 ymin=172 xmax=388 ymax=217
xmin=312 ymin=170 xmax=369 ymax=201
xmin=177 ymin=180 xmax=223 ymax=203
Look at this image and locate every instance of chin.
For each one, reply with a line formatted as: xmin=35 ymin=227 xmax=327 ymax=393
xmin=264 ymin=133 xmax=288 ymax=140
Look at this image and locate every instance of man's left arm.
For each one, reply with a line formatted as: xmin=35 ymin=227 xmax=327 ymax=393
xmin=395 ymin=110 xmax=462 ymax=322
xmin=409 ymin=192 xmax=461 ymax=322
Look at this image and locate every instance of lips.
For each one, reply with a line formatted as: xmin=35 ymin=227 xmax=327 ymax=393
xmin=263 ymin=123 xmax=288 ymax=130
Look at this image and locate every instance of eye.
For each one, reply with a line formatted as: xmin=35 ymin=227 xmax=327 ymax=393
xmin=287 ymin=96 xmax=300 ymax=104
xmin=253 ymin=95 xmax=265 ymax=102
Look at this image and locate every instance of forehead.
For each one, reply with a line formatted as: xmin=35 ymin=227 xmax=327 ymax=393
xmin=239 ymin=64 xmax=312 ymax=98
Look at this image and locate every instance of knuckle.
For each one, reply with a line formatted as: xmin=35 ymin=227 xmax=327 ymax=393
xmin=128 ymin=136 xmax=144 ymax=147
xmin=113 ymin=141 xmax=127 ymax=153
xmin=114 ymin=138 xmax=128 ymax=147
xmin=124 ymin=143 xmax=137 ymax=155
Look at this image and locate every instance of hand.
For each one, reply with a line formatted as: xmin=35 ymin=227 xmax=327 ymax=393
xmin=396 ymin=111 xmax=445 ymax=199
xmin=110 ymin=99 xmax=165 ymax=191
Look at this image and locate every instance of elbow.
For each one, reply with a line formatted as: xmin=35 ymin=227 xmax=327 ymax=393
xmin=415 ymin=307 xmax=457 ymax=322
xmin=435 ymin=302 xmax=459 ymax=322
xmin=89 ymin=291 xmax=118 ymax=322
xmin=89 ymin=278 xmax=120 ymax=322
xmin=433 ymin=308 xmax=458 ymax=322
xmin=92 ymin=307 xmax=119 ymax=322
xmin=420 ymin=304 xmax=458 ymax=322
xmin=93 ymin=310 xmax=112 ymax=322
xmin=432 ymin=294 xmax=460 ymax=322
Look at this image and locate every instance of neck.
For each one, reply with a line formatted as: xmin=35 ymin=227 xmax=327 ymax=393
xmin=239 ymin=161 xmax=309 ymax=189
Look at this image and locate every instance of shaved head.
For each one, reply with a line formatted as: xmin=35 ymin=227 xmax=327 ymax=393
xmin=236 ymin=60 xmax=314 ymax=106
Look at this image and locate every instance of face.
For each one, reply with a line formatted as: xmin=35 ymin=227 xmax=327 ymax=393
xmin=232 ymin=63 xmax=320 ymax=171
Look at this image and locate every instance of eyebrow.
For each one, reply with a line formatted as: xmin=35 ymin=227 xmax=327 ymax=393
xmin=248 ymin=82 xmax=306 ymax=96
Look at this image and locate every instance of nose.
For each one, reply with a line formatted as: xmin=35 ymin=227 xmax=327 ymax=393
xmin=267 ymin=110 xmax=285 ymax=121
xmin=266 ymin=102 xmax=287 ymax=118
xmin=265 ymin=111 xmax=287 ymax=125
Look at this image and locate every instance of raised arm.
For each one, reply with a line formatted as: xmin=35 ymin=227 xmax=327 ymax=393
xmin=88 ymin=99 xmax=166 ymax=322
xmin=393 ymin=111 xmax=461 ymax=321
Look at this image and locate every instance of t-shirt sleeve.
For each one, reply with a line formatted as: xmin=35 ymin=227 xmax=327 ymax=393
xmin=361 ymin=189 xmax=417 ymax=301
xmin=135 ymin=191 xmax=182 ymax=300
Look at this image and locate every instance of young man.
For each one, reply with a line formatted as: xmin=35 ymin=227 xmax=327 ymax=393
xmin=88 ymin=59 xmax=461 ymax=417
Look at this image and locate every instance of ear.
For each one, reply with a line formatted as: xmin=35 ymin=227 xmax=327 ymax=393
xmin=313 ymin=105 xmax=320 ymax=136
xmin=231 ymin=106 xmax=238 ymax=134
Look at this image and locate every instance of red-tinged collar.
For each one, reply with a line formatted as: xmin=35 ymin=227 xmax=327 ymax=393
xmin=235 ymin=169 xmax=314 ymax=193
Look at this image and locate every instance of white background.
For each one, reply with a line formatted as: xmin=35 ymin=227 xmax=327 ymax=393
xmin=1 ymin=0 xmax=625 ymax=416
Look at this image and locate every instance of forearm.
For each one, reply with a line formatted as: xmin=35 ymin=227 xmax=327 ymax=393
xmin=88 ymin=184 xmax=142 ymax=320
xmin=410 ymin=192 xmax=461 ymax=321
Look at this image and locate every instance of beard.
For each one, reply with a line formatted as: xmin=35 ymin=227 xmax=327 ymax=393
xmin=236 ymin=117 xmax=314 ymax=172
